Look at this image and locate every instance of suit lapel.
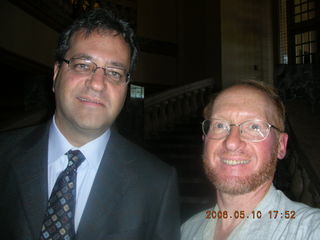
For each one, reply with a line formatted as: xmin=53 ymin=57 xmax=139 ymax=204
xmin=76 ymin=130 xmax=132 ymax=240
xmin=12 ymin=123 xmax=49 ymax=238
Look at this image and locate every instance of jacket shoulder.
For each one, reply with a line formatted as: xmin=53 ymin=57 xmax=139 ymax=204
xmin=0 ymin=123 xmax=49 ymax=154
xmin=110 ymin=130 xmax=175 ymax=176
xmin=117 ymin=132 xmax=169 ymax=160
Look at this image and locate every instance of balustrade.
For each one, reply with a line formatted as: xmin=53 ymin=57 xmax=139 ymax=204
xmin=144 ymin=78 xmax=213 ymax=137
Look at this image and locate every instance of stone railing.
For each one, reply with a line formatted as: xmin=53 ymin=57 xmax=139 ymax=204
xmin=144 ymin=78 xmax=213 ymax=138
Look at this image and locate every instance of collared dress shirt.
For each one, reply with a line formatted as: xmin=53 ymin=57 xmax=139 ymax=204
xmin=48 ymin=116 xmax=110 ymax=231
xmin=181 ymin=185 xmax=320 ymax=240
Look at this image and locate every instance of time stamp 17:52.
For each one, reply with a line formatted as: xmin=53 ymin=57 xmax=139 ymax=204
xmin=205 ymin=210 xmax=296 ymax=219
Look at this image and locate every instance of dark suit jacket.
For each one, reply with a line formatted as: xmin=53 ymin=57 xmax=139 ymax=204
xmin=0 ymin=122 xmax=180 ymax=240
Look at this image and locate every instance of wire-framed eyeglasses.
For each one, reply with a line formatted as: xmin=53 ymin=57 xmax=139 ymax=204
xmin=202 ymin=119 xmax=283 ymax=142
xmin=63 ymin=58 xmax=130 ymax=84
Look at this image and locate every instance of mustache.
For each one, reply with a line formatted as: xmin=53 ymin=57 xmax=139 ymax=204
xmin=202 ymin=148 xmax=251 ymax=161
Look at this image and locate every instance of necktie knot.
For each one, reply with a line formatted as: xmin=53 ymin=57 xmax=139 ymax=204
xmin=65 ymin=149 xmax=85 ymax=171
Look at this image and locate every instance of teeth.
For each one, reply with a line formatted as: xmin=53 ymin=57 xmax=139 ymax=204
xmin=223 ymin=160 xmax=250 ymax=165
xmin=78 ymin=97 xmax=100 ymax=104
xmin=78 ymin=97 xmax=89 ymax=102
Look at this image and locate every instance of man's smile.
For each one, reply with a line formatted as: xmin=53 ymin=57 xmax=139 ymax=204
xmin=222 ymin=159 xmax=250 ymax=165
xmin=77 ymin=96 xmax=105 ymax=106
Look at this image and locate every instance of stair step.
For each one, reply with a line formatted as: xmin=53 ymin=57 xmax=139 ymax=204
xmin=157 ymin=152 xmax=201 ymax=160
xmin=143 ymin=116 xmax=212 ymax=221
xmin=146 ymin=135 xmax=202 ymax=144
xmin=146 ymin=144 xmax=201 ymax=154
xmin=161 ymin=125 xmax=202 ymax=135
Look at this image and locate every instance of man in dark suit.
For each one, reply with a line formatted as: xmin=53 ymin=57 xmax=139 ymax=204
xmin=0 ymin=8 xmax=180 ymax=240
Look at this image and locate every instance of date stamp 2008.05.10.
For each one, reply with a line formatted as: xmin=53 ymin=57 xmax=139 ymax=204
xmin=205 ymin=210 xmax=296 ymax=220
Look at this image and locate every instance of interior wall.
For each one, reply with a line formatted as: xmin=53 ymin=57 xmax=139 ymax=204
xmin=0 ymin=0 xmax=58 ymax=68
xmin=136 ymin=0 xmax=219 ymax=88
xmin=0 ymin=0 xmax=275 ymax=91
xmin=0 ymin=0 xmax=179 ymax=89
xmin=177 ymin=0 xmax=219 ymax=86
xmin=221 ymin=0 xmax=274 ymax=87
xmin=0 ymin=0 xmax=220 ymax=90
xmin=134 ymin=52 xmax=177 ymax=86
xmin=137 ymin=0 xmax=177 ymax=42
xmin=135 ymin=0 xmax=177 ymax=87
xmin=204 ymin=0 xmax=221 ymax=89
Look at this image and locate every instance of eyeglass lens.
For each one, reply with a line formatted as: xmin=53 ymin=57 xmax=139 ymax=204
xmin=66 ymin=58 xmax=129 ymax=83
xmin=202 ymin=119 xmax=271 ymax=142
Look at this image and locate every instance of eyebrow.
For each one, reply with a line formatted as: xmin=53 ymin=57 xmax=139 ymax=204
xmin=108 ymin=61 xmax=127 ymax=69
xmin=70 ymin=54 xmax=128 ymax=70
xmin=71 ymin=54 xmax=92 ymax=60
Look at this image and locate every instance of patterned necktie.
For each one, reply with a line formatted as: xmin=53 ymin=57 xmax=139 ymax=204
xmin=40 ymin=150 xmax=85 ymax=240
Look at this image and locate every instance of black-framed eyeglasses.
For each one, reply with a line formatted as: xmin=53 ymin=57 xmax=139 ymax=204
xmin=63 ymin=58 xmax=130 ymax=84
xmin=202 ymin=119 xmax=283 ymax=142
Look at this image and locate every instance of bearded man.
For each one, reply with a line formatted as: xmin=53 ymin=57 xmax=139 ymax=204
xmin=181 ymin=80 xmax=320 ymax=240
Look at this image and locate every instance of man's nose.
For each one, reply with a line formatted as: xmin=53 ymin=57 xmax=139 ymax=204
xmin=223 ymin=126 xmax=244 ymax=151
xmin=86 ymin=68 xmax=106 ymax=91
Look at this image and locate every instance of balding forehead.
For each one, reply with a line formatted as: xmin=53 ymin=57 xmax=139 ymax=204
xmin=212 ymin=86 xmax=278 ymax=122
xmin=215 ymin=85 xmax=274 ymax=106
xmin=213 ymin=86 xmax=267 ymax=106
xmin=212 ymin=86 xmax=273 ymax=111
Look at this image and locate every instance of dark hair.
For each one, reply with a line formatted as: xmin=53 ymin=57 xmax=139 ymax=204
xmin=203 ymin=80 xmax=286 ymax=131
xmin=55 ymin=8 xmax=138 ymax=75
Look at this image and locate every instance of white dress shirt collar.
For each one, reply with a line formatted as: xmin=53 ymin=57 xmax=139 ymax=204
xmin=48 ymin=116 xmax=110 ymax=169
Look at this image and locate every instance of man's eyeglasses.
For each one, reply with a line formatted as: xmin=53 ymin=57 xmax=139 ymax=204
xmin=202 ymin=119 xmax=283 ymax=142
xmin=62 ymin=58 xmax=130 ymax=84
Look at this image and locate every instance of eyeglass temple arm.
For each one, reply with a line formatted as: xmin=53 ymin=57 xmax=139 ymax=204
xmin=271 ymin=125 xmax=283 ymax=133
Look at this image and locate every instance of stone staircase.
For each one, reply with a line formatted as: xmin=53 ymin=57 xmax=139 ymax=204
xmin=143 ymin=116 xmax=215 ymax=222
xmin=141 ymin=78 xmax=216 ymax=221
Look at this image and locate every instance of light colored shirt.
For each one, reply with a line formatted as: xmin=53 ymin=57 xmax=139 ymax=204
xmin=48 ymin=116 xmax=110 ymax=231
xmin=181 ymin=185 xmax=320 ymax=240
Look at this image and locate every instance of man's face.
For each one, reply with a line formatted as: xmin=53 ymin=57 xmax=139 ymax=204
xmin=203 ymin=86 xmax=288 ymax=195
xmin=53 ymin=30 xmax=130 ymax=146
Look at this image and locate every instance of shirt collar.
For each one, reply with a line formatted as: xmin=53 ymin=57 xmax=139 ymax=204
xmin=48 ymin=116 xmax=110 ymax=169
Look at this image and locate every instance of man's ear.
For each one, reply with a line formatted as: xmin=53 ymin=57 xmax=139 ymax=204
xmin=277 ymin=132 xmax=288 ymax=159
xmin=52 ymin=62 xmax=60 ymax=92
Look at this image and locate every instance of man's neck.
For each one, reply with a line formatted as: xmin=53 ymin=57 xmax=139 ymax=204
xmin=216 ymin=181 xmax=272 ymax=213
xmin=213 ymin=181 xmax=272 ymax=240
xmin=54 ymin=115 xmax=107 ymax=147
